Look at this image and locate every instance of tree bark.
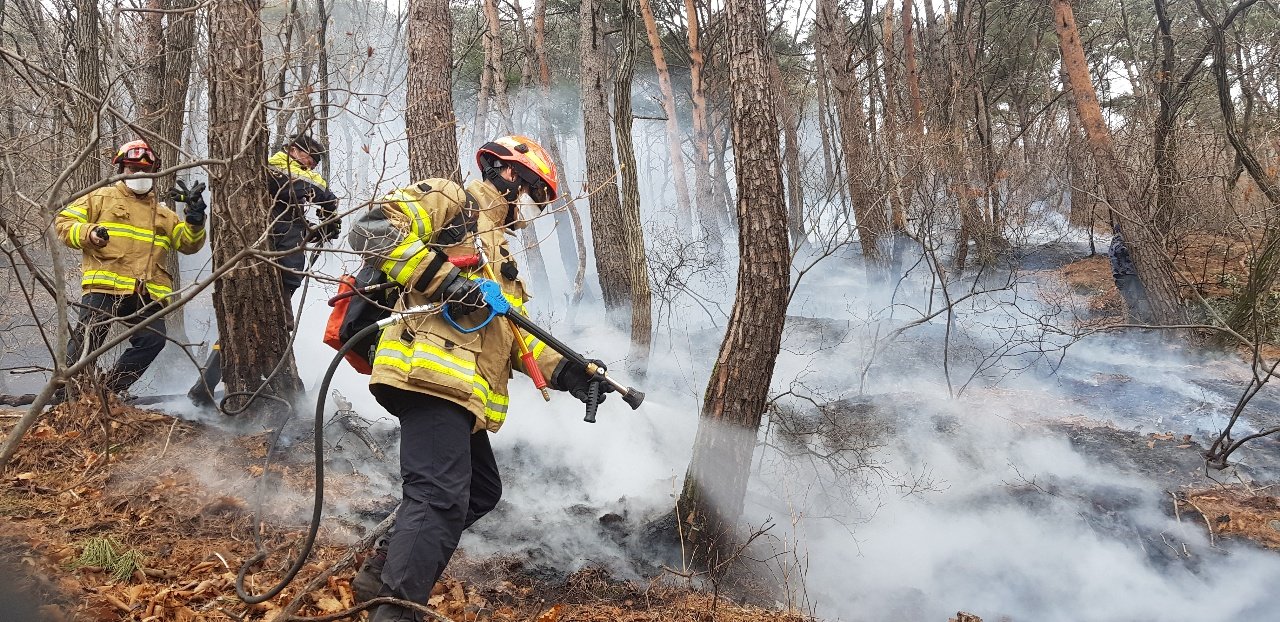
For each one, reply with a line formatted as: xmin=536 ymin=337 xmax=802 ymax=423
xmin=684 ymin=0 xmax=716 ymax=241
xmin=611 ymin=0 xmax=653 ymax=370
xmin=637 ymin=0 xmax=694 ymax=234
xmin=677 ymin=0 xmax=790 ymax=574
xmin=579 ymin=0 xmax=632 ymax=322
xmin=533 ymin=0 xmax=581 ymax=291
xmin=1052 ymin=0 xmax=1185 ymax=324
xmin=902 ymin=0 xmax=924 ymax=135
xmin=71 ymin=0 xmax=101 ymax=195
xmin=208 ymin=0 xmax=303 ymax=401
xmin=406 ymin=0 xmax=461 ymax=180
xmin=772 ymin=62 xmax=805 ymax=250
xmin=482 ymin=0 xmax=511 ymax=135
xmin=1193 ymin=0 xmax=1275 ymax=332
xmin=817 ymin=0 xmax=886 ymax=265
xmin=139 ymin=0 xmax=198 ymax=342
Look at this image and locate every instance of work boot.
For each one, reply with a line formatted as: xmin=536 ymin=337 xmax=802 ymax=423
xmin=351 ymin=537 xmax=389 ymax=603
xmin=368 ymin=603 xmax=416 ymax=622
xmin=187 ymin=383 xmax=215 ymax=408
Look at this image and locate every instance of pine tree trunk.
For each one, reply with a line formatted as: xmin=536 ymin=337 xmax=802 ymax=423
xmin=533 ymin=0 xmax=581 ymax=291
xmin=902 ymin=0 xmax=924 ymax=135
xmin=1052 ymin=0 xmax=1185 ymax=324
xmin=406 ymin=0 xmax=461 ymax=180
xmin=677 ymin=0 xmax=791 ymax=575
xmin=140 ymin=0 xmax=197 ymax=342
xmin=316 ymin=0 xmax=331 ymax=178
xmin=771 ymin=63 xmax=805 ymax=250
xmin=71 ymin=0 xmax=101 ymax=195
xmin=684 ymin=0 xmax=716 ymax=239
xmin=611 ymin=0 xmax=653 ymax=371
xmin=817 ymin=0 xmax=886 ymax=265
xmin=579 ymin=0 xmax=632 ymax=321
xmin=812 ymin=42 xmax=837 ymax=193
xmin=483 ymin=0 xmax=511 ymax=134
xmin=207 ymin=0 xmax=303 ymax=402
xmin=637 ymin=0 xmax=694 ymax=234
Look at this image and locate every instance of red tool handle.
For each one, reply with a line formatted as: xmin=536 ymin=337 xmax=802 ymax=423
xmin=522 ymin=352 xmax=548 ymax=391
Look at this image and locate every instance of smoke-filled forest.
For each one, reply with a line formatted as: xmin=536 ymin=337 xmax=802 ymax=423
xmin=2 ymin=0 xmax=1280 ymax=620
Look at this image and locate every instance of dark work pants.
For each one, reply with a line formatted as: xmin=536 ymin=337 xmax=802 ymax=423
xmin=1115 ymin=273 xmax=1154 ymax=324
xmin=66 ymin=292 xmax=167 ymax=393
xmin=189 ymin=248 xmax=301 ymax=402
xmin=369 ymin=385 xmax=502 ymax=622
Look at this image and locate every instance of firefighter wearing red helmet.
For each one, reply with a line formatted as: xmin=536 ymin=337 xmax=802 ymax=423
xmin=52 ymin=140 xmax=207 ymax=401
xmin=347 ymin=135 xmax=608 ymax=622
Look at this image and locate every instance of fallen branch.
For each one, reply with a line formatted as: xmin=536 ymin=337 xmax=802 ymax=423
xmin=283 ymin=596 xmax=454 ymax=622
xmin=275 ymin=507 xmax=398 ymax=619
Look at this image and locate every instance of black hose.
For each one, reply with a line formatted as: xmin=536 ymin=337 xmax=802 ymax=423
xmin=234 ymin=320 xmax=382 ymax=604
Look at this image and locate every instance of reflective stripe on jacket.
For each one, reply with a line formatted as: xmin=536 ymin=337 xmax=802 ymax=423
xmin=358 ymin=178 xmax=561 ymax=433
xmin=55 ymin=182 xmax=206 ymax=300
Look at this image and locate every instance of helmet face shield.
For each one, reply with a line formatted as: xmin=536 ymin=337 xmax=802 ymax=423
xmin=113 ymin=140 xmax=160 ymax=172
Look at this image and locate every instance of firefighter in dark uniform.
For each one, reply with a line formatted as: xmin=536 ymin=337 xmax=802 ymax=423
xmin=187 ymin=135 xmax=341 ymax=406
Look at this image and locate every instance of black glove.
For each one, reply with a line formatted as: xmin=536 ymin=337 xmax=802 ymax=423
xmin=319 ymin=214 xmax=342 ymax=242
xmin=439 ymin=272 xmax=488 ymax=313
xmin=169 ymin=180 xmax=208 ymax=227
xmin=551 ymin=358 xmax=614 ymax=405
xmin=500 ymin=261 xmax=518 ymax=281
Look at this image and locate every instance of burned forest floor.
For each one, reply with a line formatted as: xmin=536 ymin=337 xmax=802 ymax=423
xmin=5 ymin=233 xmax=1280 ymax=622
xmin=0 ymin=397 xmax=808 ymax=622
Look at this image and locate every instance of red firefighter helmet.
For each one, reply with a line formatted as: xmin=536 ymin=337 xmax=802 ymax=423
xmin=112 ymin=140 xmax=159 ymax=172
xmin=475 ymin=135 xmax=558 ymax=204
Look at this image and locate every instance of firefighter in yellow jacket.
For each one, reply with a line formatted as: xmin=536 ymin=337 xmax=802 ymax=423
xmin=53 ymin=140 xmax=207 ymax=399
xmin=348 ymin=136 xmax=608 ymax=622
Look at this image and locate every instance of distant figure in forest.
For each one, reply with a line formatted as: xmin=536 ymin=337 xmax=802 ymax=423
xmin=53 ymin=140 xmax=207 ymax=402
xmin=1108 ymin=226 xmax=1154 ymax=324
xmin=187 ymin=134 xmax=341 ymax=406
xmin=347 ymin=135 xmax=610 ymax=622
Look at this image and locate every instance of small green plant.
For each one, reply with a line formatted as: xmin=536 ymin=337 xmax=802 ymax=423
xmin=73 ymin=536 xmax=145 ymax=582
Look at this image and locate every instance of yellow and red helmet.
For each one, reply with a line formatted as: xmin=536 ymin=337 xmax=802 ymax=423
xmin=476 ymin=135 xmax=558 ymax=204
xmin=112 ymin=140 xmax=159 ymax=172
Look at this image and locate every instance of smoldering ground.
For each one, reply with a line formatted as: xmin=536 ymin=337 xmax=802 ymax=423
xmin=7 ymin=59 xmax=1278 ymax=620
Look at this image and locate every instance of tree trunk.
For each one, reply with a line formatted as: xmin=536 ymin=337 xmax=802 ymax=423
xmin=207 ymin=0 xmax=303 ymax=402
xmin=406 ymin=0 xmax=461 ymax=180
xmin=71 ymin=0 xmax=101 ymax=195
xmin=817 ymin=0 xmax=886 ymax=265
xmin=534 ymin=0 xmax=581 ymax=290
xmin=677 ymin=0 xmax=790 ymax=574
xmin=684 ymin=0 xmax=716 ymax=240
xmin=1052 ymin=0 xmax=1185 ymax=324
xmin=579 ymin=0 xmax=632 ymax=322
xmin=637 ymin=0 xmax=694 ymax=234
xmin=139 ymin=0 xmax=197 ymax=342
xmin=316 ymin=0 xmax=331 ymax=178
xmin=482 ymin=0 xmax=511 ymax=135
xmin=812 ymin=41 xmax=837 ymax=194
xmin=902 ymin=0 xmax=924 ymax=135
xmin=611 ymin=0 xmax=653 ymax=370
xmin=1193 ymin=0 xmax=1276 ymax=332
xmin=272 ymin=0 xmax=304 ymax=142
xmin=772 ymin=63 xmax=805 ymax=250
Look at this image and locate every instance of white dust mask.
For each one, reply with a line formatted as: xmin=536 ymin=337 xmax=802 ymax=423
xmin=124 ymin=177 xmax=154 ymax=194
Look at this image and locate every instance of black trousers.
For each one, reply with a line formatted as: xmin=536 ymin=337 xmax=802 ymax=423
xmin=370 ymin=385 xmax=501 ymax=622
xmin=189 ymin=241 xmax=301 ymax=402
xmin=66 ymin=292 xmax=167 ymax=393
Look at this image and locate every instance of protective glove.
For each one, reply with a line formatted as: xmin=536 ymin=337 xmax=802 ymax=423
xmin=439 ymin=275 xmax=504 ymax=315
xmin=551 ymin=358 xmax=614 ymax=405
xmin=319 ymin=212 xmax=342 ymax=242
xmin=89 ymin=226 xmax=110 ymax=248
xmin=168 ymin=180 xmax=208 ymax=227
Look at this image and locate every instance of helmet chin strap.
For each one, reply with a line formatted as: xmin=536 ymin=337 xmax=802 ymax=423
xmin=484 ymin=166 xmax=523 ymax=204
